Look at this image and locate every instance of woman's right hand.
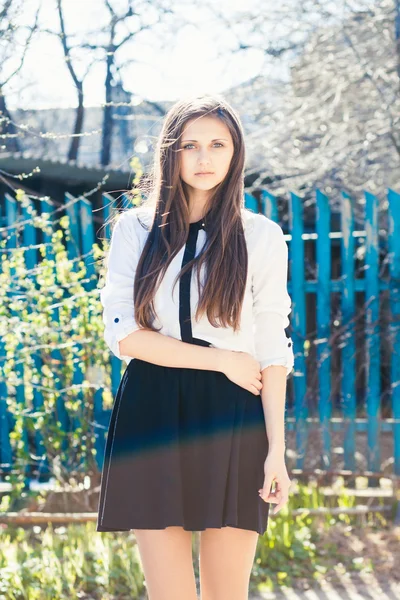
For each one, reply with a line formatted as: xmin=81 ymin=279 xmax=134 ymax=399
xmin=219 ymin=350 xmax=263 ymax=395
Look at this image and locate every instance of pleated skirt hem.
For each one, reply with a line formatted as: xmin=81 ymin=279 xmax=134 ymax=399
xmin=96 ymin=519 xmax=269 ymax=536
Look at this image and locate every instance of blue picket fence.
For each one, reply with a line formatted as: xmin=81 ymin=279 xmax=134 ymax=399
xmin=0 ymin=187 xmax=399 ymax=489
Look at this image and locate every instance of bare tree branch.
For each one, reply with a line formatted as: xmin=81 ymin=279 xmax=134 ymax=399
xmin=0 ymin=0 xmax=41 ymax=152
xmin=56 ymin=0 xmax=86 ymax=161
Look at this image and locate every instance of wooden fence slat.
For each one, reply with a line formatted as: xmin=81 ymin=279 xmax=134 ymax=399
xmin=122 ymin=192 xmax=133 ymax=210
xmin=42 ymin=196 xmax=64 ymax=477
xmin=316 ymin=189 xmax=332 ymax=469
xmin=79 ymin=196 xmax=96 ymax=291
xmin=34 ymin=195 xmax=60 ymax=479
xmin=21 ymin=194 xmax=37 ymax=271
xmin=41 ymin=195 xmax=55 ymax=260
xmin=244 ymin=192 xmax=257 ymax=213
xmin=22 ymin=193 xmax=48 ymax=482
xmin=387 ymin=188 xmax=400 ymax=476
xmin=341 ymin=192 xmax=357 ymax=472
xmin=290 ymin=192 xmax=307 ymax=469
xmin=102 ymin=192 xmax=113 ymax=241
xmin=5 ymin=192 xmax=18 ymax=250
xmin=5 ymin=193 xmax=30 ymax=487
xmin=365 ymin=191 xmax=381 ymax=473
xmin=0 ymin=191 xmax=12 ymax=475
xmin=260 ymin=190 xmax=278 ymax=222
xmin=65 ymin=193 xmax=85 ymax=470
xmin=65 ymin=192 xmax=81 ymax=261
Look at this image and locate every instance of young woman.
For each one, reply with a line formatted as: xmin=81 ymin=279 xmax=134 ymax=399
xmin=96 ymin=95 xmax=294 ymax=600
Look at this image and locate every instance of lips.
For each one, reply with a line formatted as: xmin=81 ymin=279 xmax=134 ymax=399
xmin=195 ymin=172 xmax=214 ymax=175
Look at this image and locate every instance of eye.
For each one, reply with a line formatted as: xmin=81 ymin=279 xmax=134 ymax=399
xmin=182 ymin=143 xmax=224 ymax=149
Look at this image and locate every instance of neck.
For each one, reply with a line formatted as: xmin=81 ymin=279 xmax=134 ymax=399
xmin=185 ymin=184 xmax=213 ymax=222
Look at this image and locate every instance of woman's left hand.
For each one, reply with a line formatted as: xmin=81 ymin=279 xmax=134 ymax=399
xmin=258 ymin=449 xmax=292 ymax=515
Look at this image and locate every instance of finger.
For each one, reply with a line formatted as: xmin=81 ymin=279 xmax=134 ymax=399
xmin=268 ymin=478 xmax=289 ymax=497
xmin=259 ymin=476 xmax=274 ymax=501
xmin=266 ymin=487 xmax=281 ymax=502
xmin=271 ymin=484 xmax=290 ymax=502
xmin=264 ymin=480 xmax=278 ymax=495
xmin=266 ymin=479 xmax=291 ymax=503
xmin=272 ymin=496 xmax=289 ymax=515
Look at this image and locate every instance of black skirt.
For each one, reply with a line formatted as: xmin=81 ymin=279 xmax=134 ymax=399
xmin=96 ymin=354 xmax=270 ymax=535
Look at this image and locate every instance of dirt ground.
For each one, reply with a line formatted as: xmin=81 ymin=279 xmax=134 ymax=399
xmin=250 ymin=522 xmax=400 ymax=599
xmin=250 ymin=576 xmax=400 ymax=599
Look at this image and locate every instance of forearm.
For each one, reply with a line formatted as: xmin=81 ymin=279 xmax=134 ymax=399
xmin=260 ymin=365 xmax=288 ymax=453
xmin=119 ymin=329 xmax=224 ymax=372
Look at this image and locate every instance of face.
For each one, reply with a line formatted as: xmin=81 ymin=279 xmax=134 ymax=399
xmin=179 ymin=115 xmax=234 ymax=193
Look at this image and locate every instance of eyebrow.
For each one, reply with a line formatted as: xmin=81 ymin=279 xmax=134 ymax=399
xmin=181 ymin=138 xmax=229 ymax=142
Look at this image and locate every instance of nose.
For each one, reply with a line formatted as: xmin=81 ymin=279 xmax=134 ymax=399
xmin=197 ymin=150 xmax=212 ymax=167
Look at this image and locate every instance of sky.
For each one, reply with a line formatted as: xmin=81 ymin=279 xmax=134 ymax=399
xmin=5 ymin=0 xmax=284 ymax=110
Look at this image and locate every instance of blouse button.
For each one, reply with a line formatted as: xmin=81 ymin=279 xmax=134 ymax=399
xmin=114 ymin=317 xmax=120 ymax=323
xmin=288 ymin=341 xmax=292 ymax=347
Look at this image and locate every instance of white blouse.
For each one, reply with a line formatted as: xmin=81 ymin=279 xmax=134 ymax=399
xmin=99 ymin=205 xmax=295 ymax=377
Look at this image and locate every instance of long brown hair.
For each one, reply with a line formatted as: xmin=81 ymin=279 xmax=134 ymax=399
xmin=121 ymin=94 xmax=249 ymax=333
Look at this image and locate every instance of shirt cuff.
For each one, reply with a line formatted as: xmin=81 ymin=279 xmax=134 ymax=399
xmin=259 ymin=336 xmax=294 ymax=377
xmin=103 ymin=311 xmax=141 ymax=360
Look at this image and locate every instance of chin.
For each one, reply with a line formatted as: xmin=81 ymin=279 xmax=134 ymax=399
xmin=189 ymin=180 xmax=220 ymax=190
